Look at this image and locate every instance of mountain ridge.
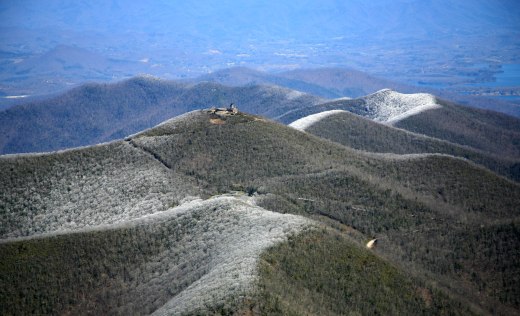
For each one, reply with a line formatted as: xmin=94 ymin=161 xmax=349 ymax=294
xmin=2 ymin=75 xmax=519 ymax=158
xmin=2 ymin=80 xmax=519 ymax=186
xmin=279 ymin=91 xmax=520 ymax=159
xmin=199 ymin=67 xmax=520 ymax=117
xmin=1 ymin=109 xmax=519 ymax=314
xmin=0 ymin=77 xmax=322 ymax=154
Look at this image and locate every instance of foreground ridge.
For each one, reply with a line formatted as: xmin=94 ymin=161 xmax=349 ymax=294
xmin=1 ymin=109 xmax=519 ymax=315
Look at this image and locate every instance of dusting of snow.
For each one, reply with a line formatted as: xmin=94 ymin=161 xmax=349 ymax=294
xmin=2 ymin=192 xmax=314 ymax=315
xmin=285 ymin=89 xmax=304 ymax=100
xmin=367 ymin=152 xmax=461 ymax=161
xmin=289 ymin=109 xmax=347 ymax=131
xmin=0 ymin=141 xmax=198 ymax=240
xmin=362 ymin=89 xmax=441 ymax=124
xmin=152 ymin=194 xmax=313 ymax=315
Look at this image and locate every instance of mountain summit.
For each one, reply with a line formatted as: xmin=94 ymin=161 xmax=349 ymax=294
xmin=360 ymin=89 xmax=441 ymax=124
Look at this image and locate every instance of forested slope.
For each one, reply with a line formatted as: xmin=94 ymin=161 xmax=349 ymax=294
xmin=303 ymin=110 xmax=520 ymax=181
xmin=0 ymin=77 xmax=321 ymax=154
xmin=1 ymin=110 xmax=519 ymax=315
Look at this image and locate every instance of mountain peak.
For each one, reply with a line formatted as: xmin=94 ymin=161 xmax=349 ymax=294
xmin=130 ymin=108 xmax=257 ymax=140
xmin=362 ymin=89 xmax=440 ymax=124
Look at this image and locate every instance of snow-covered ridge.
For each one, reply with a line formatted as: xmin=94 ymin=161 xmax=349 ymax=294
xmin=289 ymin=109 xmax=347 ymax=131
xmin=0 ymin=141 xmax=197 ymax=240
xmin=3 ymin=192 xmax=314 ymax=315
xmin=363 ymin=89 xmax=441 ymax=124
xmin=287 ymin=90 xmax=440 ymax=131
xmin=152 ymin=194 xmax=313 ymax=315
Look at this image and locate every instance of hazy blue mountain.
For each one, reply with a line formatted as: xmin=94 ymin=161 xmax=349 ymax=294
xmin=197 ymin=67 xmax=410 ymax=99
xmin=199 ymin=67 xmax=520 ymax=117
xmin=0 ymin=77 xmax=322 ymax=154
xmin=1 ymin=1 xmax=518 ymax=106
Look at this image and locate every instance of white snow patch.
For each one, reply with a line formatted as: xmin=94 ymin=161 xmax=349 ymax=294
xmin=289 ymin=109 xmax=347 ymax=131
xmin=3 ymin=95 xmax=29 ymax=99
xmin=286 ymin=89 xmax=304 ymax=100
xmin=363 ymin=89 xmax=441 ymax=124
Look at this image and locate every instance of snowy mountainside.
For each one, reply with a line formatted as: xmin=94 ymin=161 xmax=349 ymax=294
xmin=278 ymin=89 xmax=442 ymax=125
xmin=296 ymin=109 xmax=520 ymax=182
xmin=289 ymin=109 xmax=346 ymax=131
xmin=0 ymin=110 xmax=315 ymax=313
xmin=361 ymin=89 xmax=441 ymax=124
xmin=280 ymin=89 xmax=520 ymax=161
xmin=149 ymin=195 xmax=312 ymax=315
xmin=0 ymin=140 xmax=198 ymax=239
xmin=1 ymin=191 xmax=312 ymax=315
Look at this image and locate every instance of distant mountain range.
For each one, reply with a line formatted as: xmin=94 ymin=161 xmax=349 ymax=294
xmin=196 ymin=67 xmax=410 ymax=98
xmin=0 ymin=77 xmax=322 ymax=154
xmin=2 ymin=63 xmax=519 ymax=117
xmin=2 ymin=109 xmax=519 ymax=314
xmin=2 ymin=74 xmax=519 ymax=183
xmin=2 ymin=0 xmax=519 ymax=117
xmin=198 ymin=67 xmax=520 ymax=117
